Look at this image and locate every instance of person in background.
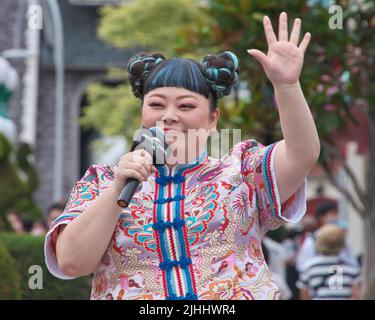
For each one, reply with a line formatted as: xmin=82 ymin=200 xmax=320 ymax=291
xmin=22 ymin=216 xmax=34 ymax=233
xmin=282 ymin=225 xmax=304 ymax=299
xmin=296 ymin=203 xmax=358 ymax=273
xmin=31 ymin=219 xmax=48 ymax=236
xmin=298 ymin=224 xmax=362 ymax=300
xmin=6 ymin=209 xmax=26 ymax=234
xmin=300 ymin=214 xmax=318 ymax=242
xmin=46 ymin=203 xmax=65 ymax=226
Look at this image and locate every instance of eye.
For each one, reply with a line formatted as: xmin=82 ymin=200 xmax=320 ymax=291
xmin=149 ymin=103 xmax=164 ymax=108
xmin=180 ymin=104 xmax=195 ymax=109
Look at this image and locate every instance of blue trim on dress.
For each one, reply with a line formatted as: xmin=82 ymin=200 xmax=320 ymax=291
xmin=175 ymin=150 xmax=208 ymax=176
xmin=153 ymin=195 xmax=185 ymax=204
xmin=166 ymin=293 xmax=198 ymax=300
xmin=153 ymin=151 xmax=206 ymax=300
xmin=152 ymin=217 xmax=186 ymax=232
xmin=175 ymin=178 xmax=196 ymax=297
xmin=261 ymin=143 xmax=278 ymax=218
xmin=155 ymin=175 xmax=186 ymax=186
xmin=52 ymin=213 xmax=79 ymax=225
xmin=155 ymin=174 xmax=175 ymax=296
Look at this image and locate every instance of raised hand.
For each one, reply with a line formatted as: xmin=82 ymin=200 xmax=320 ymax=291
xmin=248 ymin=12 xmax=311 ymax=86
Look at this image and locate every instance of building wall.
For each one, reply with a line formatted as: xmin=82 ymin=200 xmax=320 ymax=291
xmin=34 ymin=68 xmax=105 ymax=212
xmin=0 ymin=0 xmax=26 ymax=136
xmin=0 ymin=0 xmax=108 ymax=213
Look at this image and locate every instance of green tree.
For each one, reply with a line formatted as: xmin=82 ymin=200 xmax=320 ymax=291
xmin=81 ymin=0 xmax=218 ymax=142
xmin=84 ymin=0 xmax=374 ymax=298
xmin=0 ymin=134 xmax=42 ymax=229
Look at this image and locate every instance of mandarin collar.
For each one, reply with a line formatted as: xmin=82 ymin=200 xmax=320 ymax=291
xmin=156 ymin=150 xmax=208 ymax=177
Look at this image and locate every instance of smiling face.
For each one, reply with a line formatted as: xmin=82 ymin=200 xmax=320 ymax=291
xmin=142 ymin=86 xmax=220 ymax=166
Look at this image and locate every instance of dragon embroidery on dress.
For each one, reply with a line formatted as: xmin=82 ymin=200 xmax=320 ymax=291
xmin=197 ymin=161 xmax=232 ymax=182
xmin=199 ymin=276 xmax=254 ymax=300
xmin=65 ymin=182 xmax=98 ymax=212
xmin=114 ymin=194 xmax=156 ymax=253
xmin=233 ymin=192 xmax=255 ymax=236
xmin=48 ymin=140 xmax=304 ymax=300
xmin=184 ymin=183 xmax=219 ymax=245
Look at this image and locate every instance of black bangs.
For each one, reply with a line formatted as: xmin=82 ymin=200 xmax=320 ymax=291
xmin=143 ymin=58 xmax=212 ymax=99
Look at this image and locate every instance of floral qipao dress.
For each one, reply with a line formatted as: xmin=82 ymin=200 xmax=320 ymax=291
xmin=44 ymin=139 xmax=307 ymax=300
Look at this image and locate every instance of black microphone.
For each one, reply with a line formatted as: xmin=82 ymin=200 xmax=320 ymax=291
xmin=117 ymin=127 xmax=168 ymax=208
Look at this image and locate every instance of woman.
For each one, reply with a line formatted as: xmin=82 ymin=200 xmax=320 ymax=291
xmin=45 ymin=12 xmax=320 ymax=300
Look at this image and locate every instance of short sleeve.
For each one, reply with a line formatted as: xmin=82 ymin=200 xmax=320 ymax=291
xmin=44 ymin=165 xmax=101 ymax=279
xmin=239 ymin=139 xmax=307 ymax=236
xmin=296 ymin=271 xmax=309 ymax=289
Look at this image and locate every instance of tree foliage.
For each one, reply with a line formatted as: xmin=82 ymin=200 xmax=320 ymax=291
xmin=0 ymin=134 xmax=42 ymax=229
xmin=87 ymin=0 xmax=373 ymax=146
xmin=82 ymin=0 xmax=375 ymax=297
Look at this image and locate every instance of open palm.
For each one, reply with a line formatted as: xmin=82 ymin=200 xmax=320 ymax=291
xmin=248 ymin=12 xmax=311 ymax=86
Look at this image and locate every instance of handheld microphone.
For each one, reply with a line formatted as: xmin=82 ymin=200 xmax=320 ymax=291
xmin=117 ymin=127 xmax=168 ymax=208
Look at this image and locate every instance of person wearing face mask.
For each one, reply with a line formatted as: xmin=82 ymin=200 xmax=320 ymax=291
xmin=44 ymin=12 xmax=320 ymax=300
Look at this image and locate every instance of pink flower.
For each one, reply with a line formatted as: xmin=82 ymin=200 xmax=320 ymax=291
xmin=353 ymin=47 xmax=362 ymax=57
xmin=324 ymin=104 xmax=336 ymax=112
xmin=327 ymin=86 xmax=339 ymax=96
xmin=351 ymin=66 xmax=360 ymax=74
xmin=316 ymin=84 xmax=324 ymax=93
xmin=321 ymin=75 xmax=331 ymax=82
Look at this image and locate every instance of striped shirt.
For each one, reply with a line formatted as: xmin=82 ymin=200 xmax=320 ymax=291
xmin=298 ymin=255 xmax=361 ymax=300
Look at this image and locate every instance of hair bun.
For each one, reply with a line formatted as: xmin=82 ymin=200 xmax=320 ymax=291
xmin=200 ymin=51 xmax=239 ymax=98
xmin=127 ymin=51 xmax=165 ymax=98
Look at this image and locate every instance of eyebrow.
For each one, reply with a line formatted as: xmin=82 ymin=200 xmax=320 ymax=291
xmin=148 ymin=93 xmax=199 ymax=101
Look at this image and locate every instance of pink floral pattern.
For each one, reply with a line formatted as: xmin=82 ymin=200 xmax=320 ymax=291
xmin=45 ymin=140 xmax=306 ymax=300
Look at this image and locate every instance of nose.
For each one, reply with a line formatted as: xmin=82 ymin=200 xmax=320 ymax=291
xmin=161 ymin=105 xmax=179 ymax=124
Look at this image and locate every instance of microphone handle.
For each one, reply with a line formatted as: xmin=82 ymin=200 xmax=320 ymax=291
xmin=117 ymin=178 xmax=141 ymax=208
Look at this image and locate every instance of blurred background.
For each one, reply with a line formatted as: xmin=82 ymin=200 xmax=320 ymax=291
xmin=0 ymin=0 xmax=374 ymax=299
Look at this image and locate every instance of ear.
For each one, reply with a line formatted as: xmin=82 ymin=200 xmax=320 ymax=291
xmin=210 ymin=108 xmax=220 ymax=132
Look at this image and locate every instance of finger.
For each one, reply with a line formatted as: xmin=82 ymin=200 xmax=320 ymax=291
xmin=139 ymin=149 xmax=154 ymax=167
xmin=298 ymin=32 xmax=311 ymax=53
xmin=120 ymin=169 xmax=147 ymax=182
xmin=247 ymin=49 xmax=268 ymax=67
xmin=289 ymin=18 xmax=301 ymax=45
xmin=132 ymin=155 xmax=152 ymax=173
xmin=263 ymin=16 xmax=277 ymax=47
xmin=278 ymin=12 xmax=288 ymax=42
xmin=125 ymin=150 xmax=141 ymax=162
xmin=131 ymin=155 xmax=149 ymax=168
xmin=126 ymin=162 xmax=149 ymax=180
xmin=128 ymin=149 xmax=147 ymax=162
xmin=143 ymin=151 xmax=153 ymax=166
xmin=132 ymin=148 xmax=146 ymax=157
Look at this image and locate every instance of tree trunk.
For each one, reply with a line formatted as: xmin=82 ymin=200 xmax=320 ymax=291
xmin=363 ymin=111 xmax=375 ymax=299
xmin=362 ymin=216 xmax=375 ymax=299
